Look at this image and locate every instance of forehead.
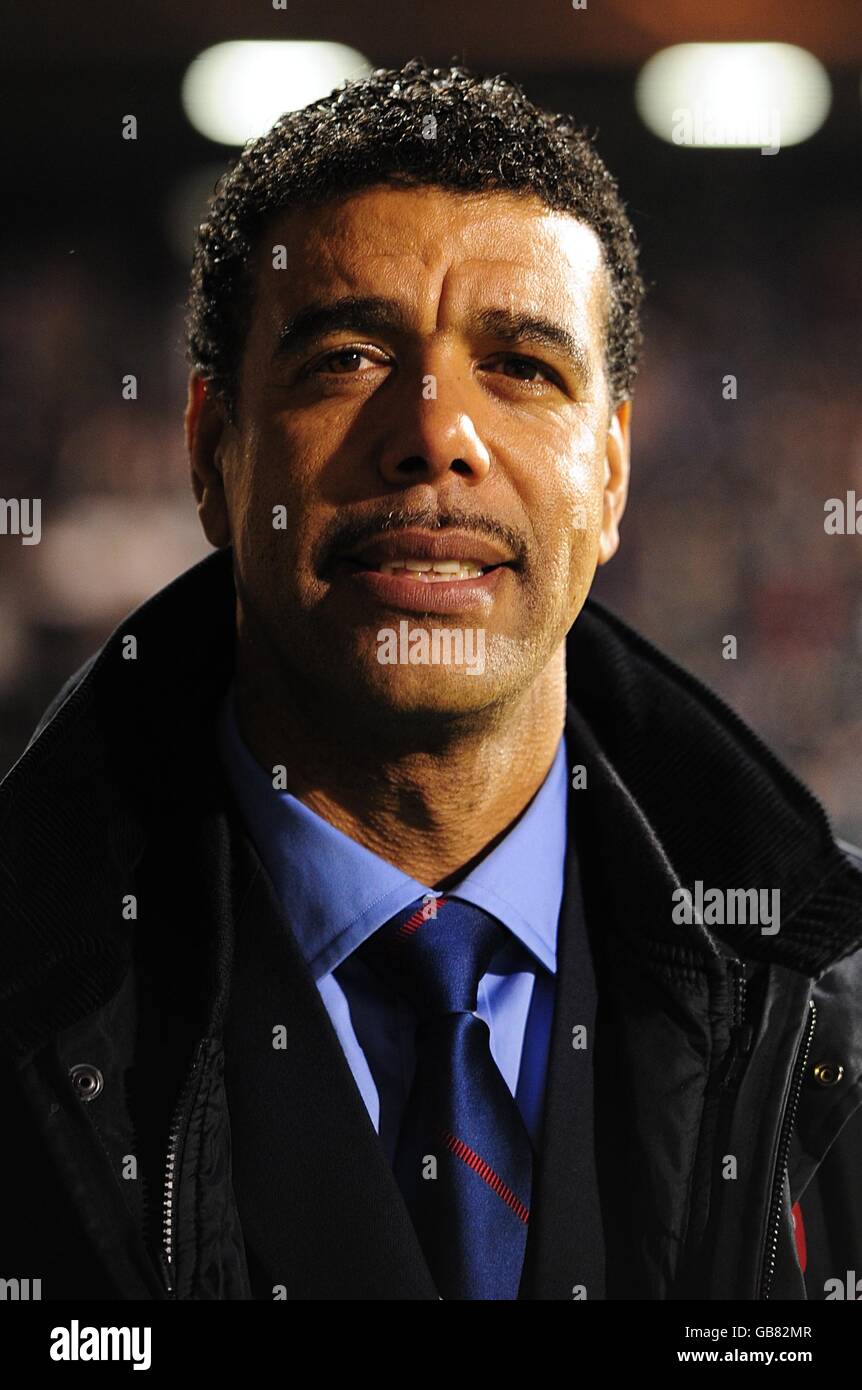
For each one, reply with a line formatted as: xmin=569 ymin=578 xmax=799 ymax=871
xmin=248 ymin=184 xmax=608 ymax=334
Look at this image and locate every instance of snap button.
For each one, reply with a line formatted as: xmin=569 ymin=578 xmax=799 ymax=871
xmin=812 ymin=1062 xmax=844 ymax=1087
xmin=69 ymin=1063 xmax=104 ymax=1101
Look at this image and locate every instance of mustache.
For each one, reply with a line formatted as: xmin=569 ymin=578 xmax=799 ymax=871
xmin=316 ymin=505 xmax=529 ymax=572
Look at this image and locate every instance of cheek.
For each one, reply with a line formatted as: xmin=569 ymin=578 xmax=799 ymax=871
xmin=228 ymin=417 xmax=323 ymax=573
xmin=525 ymin=436 xmax=605 ymax=569
xmin=516 ymin=431 xmax=606 ymax=634
xmin=564 ymin=455 xmax=606 ymax=594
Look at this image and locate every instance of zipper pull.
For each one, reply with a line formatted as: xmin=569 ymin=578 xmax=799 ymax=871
xmin=720 ymin=1021 xmax=754 ymax=1092
xmin=158 ymin=1247 xmax=176 ymax=1299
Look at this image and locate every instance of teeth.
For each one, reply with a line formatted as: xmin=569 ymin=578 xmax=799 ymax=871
xmin=378 ymin=558 xmax=487 ymax=580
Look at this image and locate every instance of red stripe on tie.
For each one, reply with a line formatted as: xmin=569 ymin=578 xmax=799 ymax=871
xmin=791 ymin=1201 xmax=807 ymax=1274
xmin=441 ymin=1131 xmax=529 ymax=1223
xmin=397 ymin=896 xmax=449 ymax=939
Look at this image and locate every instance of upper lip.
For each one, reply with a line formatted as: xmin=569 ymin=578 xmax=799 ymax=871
xmin=341 ymin=529 xmax=516 ymax=569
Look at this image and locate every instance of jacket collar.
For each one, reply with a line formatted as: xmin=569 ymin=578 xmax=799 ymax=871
xmin=2 ymin=544 xmax=861 ymax=1061
xmin=564 ymin=597 xmax=862 ymax=979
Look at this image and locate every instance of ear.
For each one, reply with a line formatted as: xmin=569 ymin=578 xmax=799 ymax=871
xmin=597 ymin=399 xmax=631 ymax=566
xmin=186 ymin=374 xmax=232 ymax=548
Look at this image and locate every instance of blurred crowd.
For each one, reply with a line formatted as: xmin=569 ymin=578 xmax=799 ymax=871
xmin=2 ymin=200 xmax=860 ymax=842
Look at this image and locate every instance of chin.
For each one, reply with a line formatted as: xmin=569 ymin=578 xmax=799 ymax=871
xmin=329 ymin=660 xmax=503 ymax=731
xmin=369 ymin=666 xmax=497 ymax=708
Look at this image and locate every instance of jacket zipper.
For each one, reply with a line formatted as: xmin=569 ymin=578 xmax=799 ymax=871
xmin=734 ymin=961 xmax=746 ymax=1033
xmin=160 ymin=1040 xmax=208 ymax=1298
xmin=719 ymin=959 xmax=753 ymax=1093
xmin=758 ymin=998 xmax=816 ymax=1300
xmin=680 ymin=958 xmax=752 ymax=1294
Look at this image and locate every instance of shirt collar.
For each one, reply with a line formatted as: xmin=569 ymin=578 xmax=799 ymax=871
xmin=217 ymin=684 xmax=566 ymax=980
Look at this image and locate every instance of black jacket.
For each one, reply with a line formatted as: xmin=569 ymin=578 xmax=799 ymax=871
xmin=1 ymin=546 xmax=861 ymax=1300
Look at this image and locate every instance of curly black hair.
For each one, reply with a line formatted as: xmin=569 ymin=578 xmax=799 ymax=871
xmin=186 ymin=59 xmax=644 ymax=419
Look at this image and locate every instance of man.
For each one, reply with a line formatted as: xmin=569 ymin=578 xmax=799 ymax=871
xmin=2 ymin=60 xmax=861 ymax=1302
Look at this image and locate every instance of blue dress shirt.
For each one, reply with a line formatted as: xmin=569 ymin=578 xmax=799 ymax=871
xmin=216 ymin=685 xmax=569 ymax=1159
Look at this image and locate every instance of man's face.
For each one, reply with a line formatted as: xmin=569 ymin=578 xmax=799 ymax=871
xmin=190 ymin=183 xmax=630 ymax=726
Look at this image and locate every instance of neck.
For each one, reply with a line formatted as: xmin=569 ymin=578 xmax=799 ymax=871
xmin=233 ymin=645 xmax=567 ymax=886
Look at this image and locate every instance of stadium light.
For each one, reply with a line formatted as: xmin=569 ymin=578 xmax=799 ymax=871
xmin=182 ymin=41 xmax=371 ymax=146
xmin=635 ymin=43 xmax=831 ymax=153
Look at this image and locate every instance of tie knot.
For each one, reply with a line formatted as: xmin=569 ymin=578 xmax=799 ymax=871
xmin=356 ymin=895 xmax=508 ymax=1019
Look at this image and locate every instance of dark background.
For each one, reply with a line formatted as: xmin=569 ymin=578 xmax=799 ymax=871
xmin=2 ymin=1 xmax=860 ymax=838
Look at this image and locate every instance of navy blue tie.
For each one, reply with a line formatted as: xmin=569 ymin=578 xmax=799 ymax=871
xmin=357 ymin=894 xmax=534 ymax=1300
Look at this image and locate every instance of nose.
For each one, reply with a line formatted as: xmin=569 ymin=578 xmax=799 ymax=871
xmin=376 ymin=378 xmax=492 ymax=489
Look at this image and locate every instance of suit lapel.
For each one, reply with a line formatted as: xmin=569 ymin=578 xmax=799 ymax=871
xmin=222 ymin=828 xmax=439 ymax=1300
xmin=518 ymin=724 xmax=605 ymax=1299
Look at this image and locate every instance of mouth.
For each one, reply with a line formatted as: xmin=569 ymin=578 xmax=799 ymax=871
xmin=340 ymin=556 xmax=505 ymax=582
xmin=328 ymin=528 xmax=517 ymax=614
xmin=333 ymin=528 xmax=517 ymax=579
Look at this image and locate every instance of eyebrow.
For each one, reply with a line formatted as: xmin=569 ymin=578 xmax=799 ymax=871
xmin=470 ymin=307 xmax=593 ymax=384
xmin=273 ymin=294 xmax=593 ymax=382
xmin=273 ymin=297 xmax=413 ymax=360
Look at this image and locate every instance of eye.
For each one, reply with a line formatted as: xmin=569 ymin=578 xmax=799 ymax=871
xmin=309 ymin=345 xmax=389 ymax=376
xmin=480 ymin=354 xmax=560 ymax=387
